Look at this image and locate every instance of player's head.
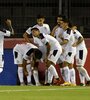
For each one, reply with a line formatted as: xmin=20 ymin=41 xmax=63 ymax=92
xmin=60 ymin=18 xmax=71 ymax=30
xmin=34 ymin=49 xmax=42 ymax=60
xmin=31 ymin=27 xmax=40 ymax=37
xmin=36 ymin=14 xmax=45 ymax=26
xmin=57 ymin=15 xmax=66 ymax=25
xmin=26 ymin=48 xmax=42 ymax=60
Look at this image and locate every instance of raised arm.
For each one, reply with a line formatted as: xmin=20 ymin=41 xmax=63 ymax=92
xmin=5 ymin=19 xmax=14 ymax=35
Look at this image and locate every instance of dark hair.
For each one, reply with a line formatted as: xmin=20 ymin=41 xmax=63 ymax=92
xmin=57 ymin=15 xmax=67 ymax=20
xmin=31 ymin=27 xmax=40 ymax=31
xmin=34 ymin=49 xmax=42 ymax=59
xmin=37 ymin=14 xmax=45 ymax=19
xmin=26 ymin=48 xmax=42 ymax=60
xmin=61 ymin=18 xmax=72 ymax=27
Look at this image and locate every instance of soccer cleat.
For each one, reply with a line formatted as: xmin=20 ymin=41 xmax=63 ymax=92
xmin=80 ymin=83 xmax=85 ymax=86
xmin=86 ymin=81 xmax=90 ymax=86
xmin=70 ymin=83 xmax=77 ymax=86
xmin=53 ymin=78 xmax=61 ymax=86
xmin=27 ymin=82 xmax=34 ymax=86
xmin=20 ymin=82 xmax=25 ymax=86
xmin=60 ymin=82 xmax=71 ymax=86
xmin=44 ymin=83 xmax=52 ymax=86
xmin=36 ymin=83 xmax=41 ymax=86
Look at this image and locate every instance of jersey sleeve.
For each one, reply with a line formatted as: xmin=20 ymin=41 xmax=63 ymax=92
xmin=26 ymin=27 xmax=32 ymax=35
xmin=39 ymin=34 xmax=49 ymax=45
xmin=74 ymin=29 xmax=82 ymax=39
xmin=0 ymin=30 xmax=11 ymax=36
xmin=63 ymin=31 xmax=70 ymax=41
xmin=46 ymin=24 xmax=51 ymax=34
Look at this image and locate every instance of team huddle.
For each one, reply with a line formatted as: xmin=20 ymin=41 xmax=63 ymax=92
xmin=0 ymin=15 xmax=90 ymax=86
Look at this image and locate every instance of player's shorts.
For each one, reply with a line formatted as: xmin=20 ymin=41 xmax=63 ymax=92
xmin=64 ymin=47 xmax=76 ymax=64
xmin=57 ymin=53 xmax=65 ymax=64
xmin=75 ymin=48 xmax=87 ymax=66
xmin=39 ymin=45 xmax=47 ymax=59
xmin=13 ymin=50 xmax=23 ymax=64
xmin=0 ymin=53 xmax=4 ymax=67
xmin=48 ymin=49 xmax=62 ymax=64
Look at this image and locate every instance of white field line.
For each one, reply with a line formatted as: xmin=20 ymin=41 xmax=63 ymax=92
xmin=0 ymin=87 xmax=90 ymax=93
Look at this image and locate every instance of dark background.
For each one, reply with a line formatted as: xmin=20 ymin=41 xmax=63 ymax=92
xmin=0 ymin=0 xmax=90 ymax=37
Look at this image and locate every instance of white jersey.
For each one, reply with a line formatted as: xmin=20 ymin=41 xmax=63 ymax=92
xmin=73 ymin=30 xmax=87 ymax=66
xmin=33 ymin=24 xmax=50 ymax=35
xmin=62 ymin=29 xmax=76 ymax=51
xmin=54 ymin=27 xmax=64 ymax=43
xmin=0 ymin=30 xmax=11 ymax=54
xmin=13 ymin=43 xmax=38 ymax=55
xmin=13 ymin=43 xmax=38 ymax=64
xmin=26 ymin=27 xmax=43 ymax=47
xmin=26 ymin=24 xmax=50 ymax=35
xmin=38 ymin=34 xmax=62 ymax=64
xmin=61 ymin=29 xmax=76 ymax=64
xmin=40 ymin=34 xmax=62 ymax=51
xmin=73 ymin=29 xmax=86 ymax=50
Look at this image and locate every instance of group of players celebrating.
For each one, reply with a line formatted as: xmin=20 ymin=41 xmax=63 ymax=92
xmin=12 ymin=15 xmax=90 ymax=86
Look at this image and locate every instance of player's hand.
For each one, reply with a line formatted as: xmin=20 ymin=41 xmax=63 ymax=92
xmin=24 ymin=70 xmax=28 ymax=76
xmin=72 ymin=43 xmax=77 ymax=47
xmin=5 ymin=19 xmax=12 ymax=27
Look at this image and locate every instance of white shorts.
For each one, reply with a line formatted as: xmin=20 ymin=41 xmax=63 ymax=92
xmin=48 ymin=49 xmax=62 ymax=64
xmin=64 ymin=48 xmax=76 ymax=64
xmin=13 ymin=50 xmax=23 ymax=64
xmin=39 ymin=45 xmax=47 ymax=59
xmin=57 ymin=53 xmax=65 ymax=64
xmin=75 ymin=48 xmax=87 ymax=66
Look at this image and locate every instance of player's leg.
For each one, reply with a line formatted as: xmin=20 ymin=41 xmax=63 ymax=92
xmin=47 ymin=50 xmax=61 ymax=85
xmin=13 ymin=50 xmax=25 ymax=85
xmin=76 ymin=49 xmax=90 ymax=85
xmin=32 ymin=62 xmax=41 ymax=86
xmin=26 ymin=61 xmax=33 ymax=85
xmin=0 ymin=54 xmax=4 ymax=73
xmin=69 ymin=50 xmax=76 ymax=86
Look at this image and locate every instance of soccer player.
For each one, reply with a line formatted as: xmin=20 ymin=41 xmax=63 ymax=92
xmin=50 ymin=15 xmax=66 ymax=83
xmin=0 ymin=19 xmax=14 ymax=73
xmin=23 ymin=15 xmax=50 ymax=60
xmin=13 ymin=42 xmax=42 ymax=86
xmin=31 ymin=27 xmax=62 ymax=85
xmin=72 ymin=28 xmax=90 ymax=86
xmin=60 ymin=19 xmax=76 ymax=86
xmin=23 ymin=14 xmax=50 ymax=43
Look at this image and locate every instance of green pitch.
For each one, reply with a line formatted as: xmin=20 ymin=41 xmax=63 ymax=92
xmin=0 ymin=86 xmax=90 ymax=100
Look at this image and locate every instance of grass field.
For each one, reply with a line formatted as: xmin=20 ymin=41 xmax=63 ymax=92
xmin=0 ymin=86 xmax=90 ymax=100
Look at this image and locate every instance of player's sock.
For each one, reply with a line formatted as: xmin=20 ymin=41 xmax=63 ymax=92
xmin=48 ymin=65 xmax=59 ymax=79
xmin=60 ymin=68 xmax=65 ymax=81
xmin=77 ymin=67 xmax=90 ymax=81
xmin=18 ymin=67 xmax=24 ymax=84
xmin=70 ymin=68 xmax=76 ymax=84
xmin=63 ymin=66 xmax=70 ymax=83
xmin=79 ymin=72 xmax=85 ymax=85
xmin=48 ymin=70 xmax=53 ymax=83
xmin=26 ymin=64 xmax=32 ymax=84
xmin=45 ymin=69 xmax=48 ymax=84
xmin=33 ymin=70 xmax=40 ymax=85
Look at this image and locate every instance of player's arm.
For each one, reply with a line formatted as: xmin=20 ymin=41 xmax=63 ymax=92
xmin=23 ymin=32 xmax=34 ymax=43
xmin=50 ymin=25 xmax=59 ymax=36
xmin=5 ymin=19 xmax=14 ymax=35
xmin=45 ymin=42 xmax=51 ymax=56
xmin=22 ymin=58 xmax=28 ymax=76
xmin=60 ymin=39 xmax=68 ymax=45
xmin=72 ymin=36 xmax=84 ymax=47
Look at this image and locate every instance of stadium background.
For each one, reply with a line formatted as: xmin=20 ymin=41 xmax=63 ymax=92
xmin=0 ymin=0 xmax=90 ymax=85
